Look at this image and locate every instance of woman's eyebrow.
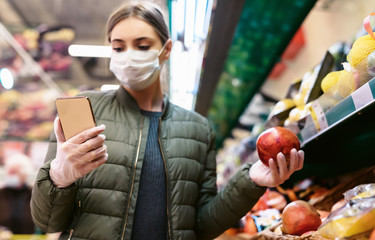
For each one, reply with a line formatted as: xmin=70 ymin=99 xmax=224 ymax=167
xmin=110 ymin=39 xmax=125 ymax=43
xmin=134 ymin=37 xmax=152 ymax=42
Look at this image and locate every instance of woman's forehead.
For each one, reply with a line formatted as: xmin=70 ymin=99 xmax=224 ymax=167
xmin=111 ymin=17 xmax=159 ymax=42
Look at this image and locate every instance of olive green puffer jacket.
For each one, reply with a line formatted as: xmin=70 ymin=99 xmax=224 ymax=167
xmin=30 ymin=87 xmax=266 ymax=240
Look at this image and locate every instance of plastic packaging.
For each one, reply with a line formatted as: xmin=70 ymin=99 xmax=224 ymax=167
xmin=317 ymin=184 xmax=375 ymax=239
xmin=316 ymin=50 xmax=375 ymax=113
xmin=344 ymin=183 xmax=375 ymax=201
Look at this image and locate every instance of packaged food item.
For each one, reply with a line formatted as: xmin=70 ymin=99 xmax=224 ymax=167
xmin=318 ymin=190 xmax=375 ymax=239
xmin=344 ymin=183 xmax=375 ymax=201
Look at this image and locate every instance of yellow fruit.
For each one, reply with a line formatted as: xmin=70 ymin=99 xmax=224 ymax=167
xmin=321 ymin=71 xmax=342 ymax=93
xmin=347 ymin=34 xmax=375 ymax=67
xmin=288 ymin=103 xmax=312 ymax=122
xmin=293 ymin=93 xmax=305 ymax=107
xmin=272 ymin=98 xmax=295 ymax=114
xmin=336 ymin=70 xmax=356 ymax=98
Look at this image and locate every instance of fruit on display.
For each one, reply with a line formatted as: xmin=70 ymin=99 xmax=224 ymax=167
xmin=281 ymin=200 xmax=322 ymax=236
xmin=256 ymin=126 xmax=300 ymax=167
xmin=347 ymin=34 xmax=375 ymax=68
xmin=320 ymin=70 xmax=345 ymax=93
xmin=284 ymin=102 xmax=312 ymax=126
xmin=270 ymin=98 xmax=295 ymax=115
xmin=243 ymin=216 xmax=257 ymax=235
xmin=368 ymin=51 xmax=375 ymax=76
xmin=224 ymin=228 xmax=238 ymax=236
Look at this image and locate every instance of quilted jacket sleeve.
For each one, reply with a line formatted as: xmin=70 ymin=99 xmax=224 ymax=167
xmin=30 ymin=133 xmax=78 ymax=233
xmin=195 ymin=126 xmax=266 ymax=240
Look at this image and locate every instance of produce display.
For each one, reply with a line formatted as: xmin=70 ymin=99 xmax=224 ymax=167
xmin=1 ymin=25 xmax=75 ymax=78
xmin=220 ymin=175 xmax=375 ymax=239
xmin=217 ymin=13 xmax=375 ymax=240
xmin=265 ymin=13 xmax=375 ymax=136
xmin=281 ymin=200 xmax=322 ymax=236
xmin=0 ymin=84 xmax=80 ymax=141
xmin=0 ymin=88 xmax=56 ymax=141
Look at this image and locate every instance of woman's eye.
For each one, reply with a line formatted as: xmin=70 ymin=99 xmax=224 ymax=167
xmin=112 ymin=47 xmax=123 ymax=52
xmin=138 ymin=46 xmax=150 ymax=50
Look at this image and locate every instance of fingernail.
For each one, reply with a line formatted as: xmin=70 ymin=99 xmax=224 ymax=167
xmin=99 ymin=134 xmax=106 ymax=140
xmin=98 ymin=124 xmax=106 ymax=129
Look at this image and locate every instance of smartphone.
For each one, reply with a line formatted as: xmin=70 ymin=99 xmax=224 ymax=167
xmin=55 ymin=96 xmax=96 ymax=140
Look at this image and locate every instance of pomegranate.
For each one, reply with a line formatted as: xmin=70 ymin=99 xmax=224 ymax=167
xmin=256 ymin=126 xmax=300 ymax=166
xmin=281 ymin=200 xmax=322 ymax=236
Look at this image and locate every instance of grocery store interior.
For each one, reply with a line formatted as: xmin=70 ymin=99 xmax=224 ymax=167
xmin=1 ymin=0 xmax=375 ymax=239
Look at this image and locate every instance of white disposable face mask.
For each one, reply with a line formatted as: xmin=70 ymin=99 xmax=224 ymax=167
xmin=109 ymin=44 xmax=166 ymax=90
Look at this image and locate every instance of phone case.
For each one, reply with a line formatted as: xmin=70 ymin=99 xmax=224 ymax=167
xmin=55 ymin=96 xmax=96 ymax=140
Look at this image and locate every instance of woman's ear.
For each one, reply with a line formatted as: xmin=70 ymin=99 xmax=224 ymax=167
xmin=161 ymin=39 xmax=173 ymax=61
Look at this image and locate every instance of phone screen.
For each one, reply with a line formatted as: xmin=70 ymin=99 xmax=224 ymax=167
xmin=55 ymin=96 xmax=96 ymax=140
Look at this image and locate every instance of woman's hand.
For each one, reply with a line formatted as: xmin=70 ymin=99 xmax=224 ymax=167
xmin=49 ymin=117 xmax=108 ymax=188
xmin=249 ymin=148 xmax=304 ymax=188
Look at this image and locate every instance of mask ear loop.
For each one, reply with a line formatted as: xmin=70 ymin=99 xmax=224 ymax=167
xmin=158 ymin=41 xmax=168 ymax=57
xmin=157 ymin=41 xmax=169 ymax=67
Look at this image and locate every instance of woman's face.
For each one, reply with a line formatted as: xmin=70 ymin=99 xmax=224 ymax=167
xmin=110 ymin=17 xmax=163 ymax=53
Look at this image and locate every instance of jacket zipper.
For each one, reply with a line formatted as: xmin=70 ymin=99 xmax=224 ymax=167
xmin=68 ymin=229 xmax=74 ymax=240
xmin=121 ymin=116 xmax=144 ymax=240
xmin=158 ymin=118 xmax=172 ymax=240
xmin=67 ymin=200 xmax=81 ymax=240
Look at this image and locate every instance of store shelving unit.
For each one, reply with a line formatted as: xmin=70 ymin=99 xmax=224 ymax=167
xmin=288 ymin=77 xmax=375 ymax=182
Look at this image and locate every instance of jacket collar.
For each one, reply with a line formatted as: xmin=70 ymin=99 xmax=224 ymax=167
xmin=115 ymin=86 xmax=172 ymax=119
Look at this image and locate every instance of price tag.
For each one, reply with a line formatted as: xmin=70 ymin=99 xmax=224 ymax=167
xmin=311 ymin=101 xmax=328 ymax=131
xmin=351 ymin=82 xmax=374 ymax=110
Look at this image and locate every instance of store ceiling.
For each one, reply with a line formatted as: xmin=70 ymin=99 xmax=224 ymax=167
xmin=0 ymin=0 xmax=166 ymax=44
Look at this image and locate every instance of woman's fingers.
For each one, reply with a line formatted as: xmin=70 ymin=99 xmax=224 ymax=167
xmin=277 ymin=152 xmax=289 ymax=180
xmin=70 ymin=124 xmax=106 ymax=144
xmin=288 ymin=148 xmax=298 ymax=174
xmin=81 ymin=153 xmax=109 ymax=174
xmin=76 ymin=134 xmax=106 ymax=154
xmin=54 ymin=117 xmax=66 ymax=143
xmin=73 ymin=143 xmax=107 ymax=164
xmin=297 ymin=150 xmax=305 ymax=170
xmin=268 ymin=158 xmax=280 ymax=186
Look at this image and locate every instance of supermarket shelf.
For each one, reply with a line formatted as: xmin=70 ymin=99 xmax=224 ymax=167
xmin=288 ymin=77 xmax=375 ymax=182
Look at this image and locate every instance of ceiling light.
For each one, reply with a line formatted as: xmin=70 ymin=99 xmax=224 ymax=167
xmin=0 ymin=68 xmax=14 ymax=89
xmin=68 ymin=44 xmax=111 ymax=58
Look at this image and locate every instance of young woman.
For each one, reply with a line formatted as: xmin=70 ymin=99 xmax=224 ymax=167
xmin=30 ymin=2 xmax=304 ymax=240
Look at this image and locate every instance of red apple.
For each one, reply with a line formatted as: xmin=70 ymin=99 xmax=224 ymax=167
xmin=281 ymin=200 xmax=322 ymax=236
xmin=256 ymin=126 xmax=300 ymax=166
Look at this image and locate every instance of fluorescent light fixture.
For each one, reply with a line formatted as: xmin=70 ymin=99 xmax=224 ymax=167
xmin=195 ymin=0 xmax=207 ymax=38
xmin=204 ymin=0 xmax=214 ymax=35
xmin=68 ymin=44 xmax=111 ymax=58
xmin=174 ymin=0 xmax=185 ymax=35
xmin=184 ymin=0 xmax=196 ymax=48
xmin=0 ymin=68 xmax=14 ymax=89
